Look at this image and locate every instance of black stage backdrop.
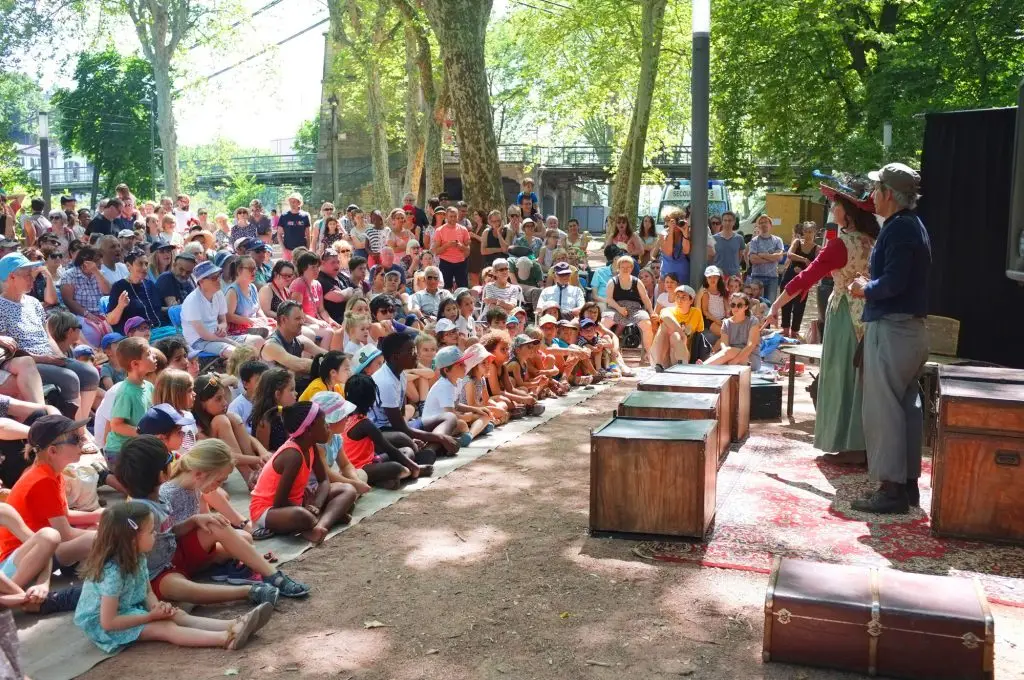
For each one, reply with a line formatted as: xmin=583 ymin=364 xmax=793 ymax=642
xmin=918 ymin=107 xmax=1024 ymax=368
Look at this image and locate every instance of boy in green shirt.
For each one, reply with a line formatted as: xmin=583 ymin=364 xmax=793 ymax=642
xmin=103 ymin=337 xmax=157 ymax=463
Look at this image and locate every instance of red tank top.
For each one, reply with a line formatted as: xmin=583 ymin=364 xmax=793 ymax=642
xmin=342 ymin=414 xmax=376 ymax=469
xmin=249 ymin=440 xmax=314 ymax=520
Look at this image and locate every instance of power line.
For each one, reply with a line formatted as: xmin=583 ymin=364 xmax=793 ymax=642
xmin=187 ymin=16 xmax=329 ymax=86
xmin=184 ymin=0 xmax=292 ymax=51
xmin=507 ymin=0 xmax=559 ymax=15
xmin=531 ymin=0 xmax=571 ymax=10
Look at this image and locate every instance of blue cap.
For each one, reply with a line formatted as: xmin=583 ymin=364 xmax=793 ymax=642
xmin=242 ymin=237 xmax=263 ymax=251
xmin=193 ymin=260 xmax=222 ymax=281
xmin=580 ymin=318 xmax=597 ymax=329
xmin=137 ymin=404 xmax=196 ymax=435
xmin=100 ymin=332 xmax=125 ymax=349
xmin=0 ymin=252 xmax=44 ymax=282
xmin=72 ymin=344 xmax=95 ymax=358
xmin=353 ymin=345 xmax=382 ymax=374
xmin=213 ymin=251 xmax=234 ymax=269
xmin=252 ymin=241 xmax=273 ymax=252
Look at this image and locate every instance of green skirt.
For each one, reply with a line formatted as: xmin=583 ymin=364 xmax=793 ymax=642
xmin=813 ymin=296 xmax=865 ymax=452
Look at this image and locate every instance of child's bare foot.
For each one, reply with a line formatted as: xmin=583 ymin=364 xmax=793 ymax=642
xmin=302 ymin=526 xmax=329 ymax=545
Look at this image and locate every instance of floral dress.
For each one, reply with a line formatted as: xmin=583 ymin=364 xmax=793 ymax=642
xmin=74 ymin=560 xmax=151 ymax=653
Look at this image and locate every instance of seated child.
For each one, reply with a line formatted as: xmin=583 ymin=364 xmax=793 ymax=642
xmin=454 ymin=290 xmax=479 ymax=347
xmin=343 ymin=313 xmax=373 ymax=356
xmin=480 ymin=331 xmax=542 ymax=417
xmin=353 ymin=345 xmax=384 ymax=377
xmin=576 ymin=319 xmax=606 ymax=373
xmin=228 ymin=360 xmax=269 ymax=425
xmin=434 ymin=318 xmax=460 ymax=349
xmin=339 ymin=375 xmax=429 ymax=489
xmin=404 ymin=333 xmax=437 ymax=410
xmin=193 ymin=374 xmax=270 ymax=488
xmin=423 ymin=346 xmax=493 ymax=447
xmin=484 ymin=307 xmax=508 ymax=332
xmin=309 ymin=392 xmax=371 ymax=493
xmin=158 ymin=439 xmax=309 ymax=595
xmin=104 ymin=337 xmax=157 ymax=468
xmin=74 ymin=500 xmax=272 ymax=653
xmin=458 ymin=343 xmax=509 ymax=425
xmin=250 ymin=368 xmax=297 ymax=454
xmin=652 ymin=284 xmax=704 ymax=371
xmin=502 ymin=334 xmax=553 ymax=402
xmin=98 ymin=332 xmax=126 ymax=390
xmin=580 ymin=302 xmax=624 ymax=378
xmin=248 ymin=402 xmax=360 ymax=544
xmin=299 ymin=351 xmax=350 ymax=401
xmin=537 ymin=315 xmax=587 ymax=386
xmin=521 ymin=326 xmax=570 ymax=394
xmin=114 ymin=436 xmax=281 ymax=605
xmin=704 ymin=292 xmax=762 ymax=371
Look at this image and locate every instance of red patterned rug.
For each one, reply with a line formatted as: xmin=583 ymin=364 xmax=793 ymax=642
xmin=634 ymin=424 xmax=1024 ymax=607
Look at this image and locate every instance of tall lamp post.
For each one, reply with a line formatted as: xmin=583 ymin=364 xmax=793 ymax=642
xmin=328 ymin=94 xmax=339 ymax=203
xmin=689 ymin=0 xmax=711 ymax=290
xmin=38 ymin=110 xmax=51 ymax=208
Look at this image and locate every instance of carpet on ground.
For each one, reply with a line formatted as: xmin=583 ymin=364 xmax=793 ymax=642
xmin=18 ymin=382 xmax=610 ymax=680
xmin=634 ymin=427 xmax=1024 ymax=608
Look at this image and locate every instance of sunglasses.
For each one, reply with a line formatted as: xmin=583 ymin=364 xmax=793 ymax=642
xmin=729 ymin=302 xmax=746 ymax=308
xmin=47 ymin=252 xmax=64 ymax=259
xmin=426 ymin=275 xmax=439 ymax=280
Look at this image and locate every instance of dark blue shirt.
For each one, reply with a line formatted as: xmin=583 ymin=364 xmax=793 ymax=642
xmin=279 ymin=210 xmax=311 ymax=250
xmin=109 ymin=278 xmax=168 ymax=332
xmin=86 ymin=215 xmax=114 ymax=236
xmin=862 ymin=209 xmax=931 ymax=322
xmin=155 ymin=271 xmax=195 ymax=307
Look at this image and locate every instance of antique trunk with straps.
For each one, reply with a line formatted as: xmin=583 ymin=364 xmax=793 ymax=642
xmin=763 ymin=557 xmax=993 ymax=679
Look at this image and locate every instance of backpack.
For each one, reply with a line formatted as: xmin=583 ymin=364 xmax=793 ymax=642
xmin=621 ymin=324 xmax=642 ymax=349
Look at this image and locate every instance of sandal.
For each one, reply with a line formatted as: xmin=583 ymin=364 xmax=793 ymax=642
xmin=226 ymin=603 xmax=273 ymax=650
xmin=252 ymin=527 xmax=274 ymax=540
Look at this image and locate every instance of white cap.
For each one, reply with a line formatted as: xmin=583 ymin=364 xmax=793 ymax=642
xmin=435 ymin=318 xmax=457 ymax=333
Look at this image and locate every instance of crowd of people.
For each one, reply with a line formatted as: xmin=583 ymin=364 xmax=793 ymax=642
xmin=0 ymin=160 xmax=928 ymax=672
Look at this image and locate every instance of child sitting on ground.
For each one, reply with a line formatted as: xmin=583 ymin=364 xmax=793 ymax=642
xmin=480 ymin=332 xmax=542 ymax=417
xmin=250 ymin=368 xmax=297 ymax=454
xmin=99 ymin=333 xmax=126 ymax=390
xmin=454 ymin=290 xmax=478 ymax=347
xmin=405 ymin=333 xmax=438 ymax=412
xmin=74 ymin=500 xmax=272 ymax=653
xmin=228 ymin=360 xmax=269 ymax=426
xmin=104 ymin=338 xmax=157 ymax=469
xmin=343 ymin=313 xmax=373 ymax=356
xmin=434 ymin=318 xmax=460 ymax=349
xmin=537 ymin=315 xmax=587 ymax=386
xmin=353 ymin=345 xmax=384 ymax=377
xmin=309 ymin=392 xmax=371 ymax=493
xmin=158 ymin=439 xmax=309 ymax=594
xmin=457 ymin=343 xmax=509 ymax=425
xmin=299 ymin=350 xmax=350 ymax=401
xmin=248 ymin=402 xmax=360 ymax=544
xmin=484 ymin=307 xmax=508 ymax=332
xmin=339 ymin=375 xmax=428 ymax=489
xmin=423 ymin=346 xmax=493 ymax=447
xmin=114 ymin=436 xmax=281 ymax=607
xmin=521 ymin=326 xmax=571 ymax=394
xmin=502 ymin=334 xmax=557 ymax=400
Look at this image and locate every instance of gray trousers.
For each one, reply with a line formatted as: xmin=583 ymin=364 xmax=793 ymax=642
xmin=862 ymin=314 xmax=929 ymax=483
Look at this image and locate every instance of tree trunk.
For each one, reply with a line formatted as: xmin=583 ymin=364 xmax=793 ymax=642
xmin=90 ymin=157 xmax=101 ymax=208
xmin=423 ymin=0 xmax=503 ymax=213
xmin=423 ymin=75 xmax=445 ymax=200
xmin=152 ymin=52 xmax=179 ymax=197
xmin=366 ymin=58 xmax=393 ymax=208
xmin=403 ymin=24 xmax=425 ymax=196
xmin=609 ymin=0 xmax=667 ymax=222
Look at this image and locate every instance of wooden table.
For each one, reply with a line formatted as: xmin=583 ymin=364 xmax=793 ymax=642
xmin=780 ymin=343 xmax=960 ymax=423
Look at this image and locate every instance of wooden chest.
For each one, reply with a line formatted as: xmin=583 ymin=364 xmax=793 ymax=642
xmin=638 ymin=374 xmax=732 ymax=457
xmin=618 ymin=390 xmax=726 ymax=460
xmin=932 ymin=376 xmax=1024 ymax=543
xmin=589 ymin=417 xmax=718 ymax=538
xmin=763 ymin=557 xmax=993 ymax=679
xmin=665 ymin=363 xmax=750 ymax=440
xmin=750 ymin=377 xmax=782 ymax=421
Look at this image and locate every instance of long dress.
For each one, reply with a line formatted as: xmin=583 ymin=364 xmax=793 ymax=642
xmin=784 ymin=229 xmax=874 ymax=452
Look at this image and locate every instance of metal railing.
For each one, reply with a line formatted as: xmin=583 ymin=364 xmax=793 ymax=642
xmin=443 ymin=144 xmax=693 ymax=167
xmin=181 ymin=154 xmax=317 ymax=177
xmin=27 ymin=166 xmax=95 ymax=185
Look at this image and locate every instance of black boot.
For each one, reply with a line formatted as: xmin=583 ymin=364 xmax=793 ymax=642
xmin=906 ymin=479 xmax=920 ymax=507
xmin=850 ymin=481 xmax=909 ymax=514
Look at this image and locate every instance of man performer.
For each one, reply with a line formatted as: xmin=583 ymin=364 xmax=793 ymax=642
xmin=849 ymin=163 xmax=932 ymax=514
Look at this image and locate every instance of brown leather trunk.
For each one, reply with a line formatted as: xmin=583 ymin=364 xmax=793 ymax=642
xmin=665 ymin=363 xmax=750 ymax=440
xmin=932 ymin=374 xmax=1024 ymax=543
xmin=589 ymin=417 xmax=717 ymax=538
xmin=637 ymin=374 xmax=732 ymax=459
xmin=763 ymin=558 xmax=994 ymax=679
xmin=617 ymin=390 xmax=725 ymax=461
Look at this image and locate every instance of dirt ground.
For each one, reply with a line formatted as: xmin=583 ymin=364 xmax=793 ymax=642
xmin=81 ymin=377 xmax=1024 ymax=680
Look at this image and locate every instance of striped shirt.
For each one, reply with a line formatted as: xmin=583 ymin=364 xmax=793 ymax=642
xmin=365 ymin=226 xmax=389 ymax=254
xmin=482 ymin=282 xmax=522 ymax=310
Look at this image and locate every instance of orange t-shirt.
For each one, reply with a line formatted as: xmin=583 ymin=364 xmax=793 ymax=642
xmin=433 ymin=224 xmax=470 ymax=264
xmin=248 ymin=441 xmax=314 ymax=522
xmin=0 ymin=462 xmax=68 ymax=559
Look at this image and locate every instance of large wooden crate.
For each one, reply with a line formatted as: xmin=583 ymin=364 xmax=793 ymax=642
xmin=590 ymin=417 xmax=718 ymax=538
xmin=617 ymin=390 xmax=725 ymax=460
xmin=664 ymin=364 xmax=750 ymax=440
xmin=638 ymin=374 xmax=732 ymax=457
xmin=932 ymin=376 xmax=1024 ymax=544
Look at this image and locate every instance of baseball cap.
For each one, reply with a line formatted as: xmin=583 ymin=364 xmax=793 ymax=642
xmin=461 ymin=343 xmax=492 ymax=371
xmin=579 ymin=318 xmax=597 ymax=329
xmin=346 ymin=204 xmax=359 ymax=212
xmin=193 ymin=261 xmax=222 ymax=281
xmin=0 ymin=252 xmax=44 ymax=281
xmin=522 ymin=218 xmax=535 ymax=227
xmin=492 ymin=258 xmax=509 ymax=270
xmin=137 ymin=404 xmax=196 ymax=435
xmin=123 ymin=316 xmax=150 ymax=335
xmin=537 ymin=300 xmax=559 ymax=313
xmin=434 ymin=345 xmax=466 ymax=370
xmin=512 ymin=334 xmax=540 ymax=349
xmin=675 ymin=284 xmax=697 ymax=299
xmin=553 ymin=262 xmax=571 ymax=276
xmin=242 ymin=237 xmax=263 ymax=251
xmin=435 ymin=318 xmax=457 ymax=333
xmin=72 ymin=344 xmax=95 ymax=359
xmin=213 ymin=251 xmax=235 ymax=268
xmin=118 ymin=229 xmax=135 ymax=238
xmin=868 ymin=162 xmax=921 ymax=194
xmin=505 ymin=315 xmax=519 ymax=326
xmin=155 ymin=241 xmax=176 ymax=252
xmin=233 ymin=237 xmax=251 ymax=251
xmin=100 ymin=332 xmax=125 ymax=349
xmin=251 ymin=241 xmax=272 ymax=252
xmin=310 ymin=392 xmax=357 ymax=424
xmin=353 ymin=346 xmax=382 ymax=374
xmin=704 ymin=265 xmax=722 ymax=278
xmin=28 ymin=414 xmax=91 ymax=450
xmin=288 ymin=192 xmax=303 ymax=203
xmin=174 ymin=251 xmax=197 ymax=262
xmin=539 ymin=314 xmax=558 ymax=326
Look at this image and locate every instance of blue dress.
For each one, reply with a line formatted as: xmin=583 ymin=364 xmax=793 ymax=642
xmin=74 ymin=560 xmax=150 ymax=653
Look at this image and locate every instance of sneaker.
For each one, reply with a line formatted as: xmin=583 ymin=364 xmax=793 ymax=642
xmin=39 ymin=585 xmax=82 ymax=615
xmin=248 ymin=582 xmax=280 ymax=606
xmin=267 ymin=570 xmax=310 ymax=598
xmin=457 ymin=432 xmax=473 ymax=447
xmin=210 ymin=560 xmax=258 ymax=582
xmin=483 ymin=423 xmax=495 ymax=435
